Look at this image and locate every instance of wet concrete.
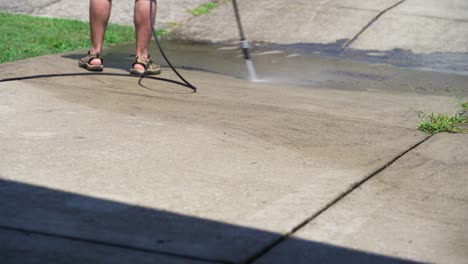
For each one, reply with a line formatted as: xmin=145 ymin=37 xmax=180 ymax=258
xmin=101 ymin=40 xmax=468 ymax=97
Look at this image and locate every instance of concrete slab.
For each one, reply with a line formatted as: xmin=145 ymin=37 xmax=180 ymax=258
xmin=174 ymin=0 xmax=468 ymax=54
xmin=329 ymin=0 xmax=403 ymax=11
xmin=390 ymin=0 xmax=468 ymax=21
xmin=255 ymin=133 xmax=468 ymax=263
xmin=173 ymin=0 xmax=402 ymax=44
xmin=351 ymin=0 xmax=468 ymax=53
xmin=1 ymin=53 xmax=462 ymax=262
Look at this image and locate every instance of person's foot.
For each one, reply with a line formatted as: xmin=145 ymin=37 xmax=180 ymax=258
xmin=130 ymin=56 xmax=161 ymax=75
xmin=89 ymin=57 xmax=102 ymax=66
xmin=78 ymin=51 xmax=103 ymax=71
xmin=132 ymin=61 xmax=145 ymax=72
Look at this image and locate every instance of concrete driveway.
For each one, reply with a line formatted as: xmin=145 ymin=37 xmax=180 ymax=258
xmin=0 ymin=1 xmax=467 ymax=263
xmin=0 ymin=51 xmax=467 ymax=263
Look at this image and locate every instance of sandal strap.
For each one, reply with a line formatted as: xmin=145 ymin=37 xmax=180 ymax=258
xmin=132 ymin=56 xmax=154 ymax=70
xmin=82 ymin=51 xmax=103 ymax=64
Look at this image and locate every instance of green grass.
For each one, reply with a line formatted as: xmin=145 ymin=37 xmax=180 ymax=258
xmin=190 ymin=2 xmax=220 ymax=16
xmin=0 ymin=12 xmax=164 ymax=63
xmin=418 ymin=112 xmax=467 ymax=134
xmin=463 ymin=102 xmax=468 ymax=111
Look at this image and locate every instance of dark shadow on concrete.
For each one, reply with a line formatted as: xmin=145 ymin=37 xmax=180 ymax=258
xmin=0 ymin=179 xmax=421 ymax=264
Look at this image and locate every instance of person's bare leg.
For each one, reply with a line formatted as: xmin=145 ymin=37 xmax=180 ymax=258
xmin=133 ymin=0 xmax=156 ymax=71
xmin=89 ymin=0 xmax=112 ymax=65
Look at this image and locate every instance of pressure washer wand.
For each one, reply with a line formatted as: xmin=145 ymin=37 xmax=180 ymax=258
xmin=232 ymin=0 xmax=258 ymax=81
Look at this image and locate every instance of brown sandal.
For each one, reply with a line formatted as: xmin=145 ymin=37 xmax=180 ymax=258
xmin=79 ymin=51 xmax=103 ymax=72
xmin=130 ymin=56 xmax=161 ymax=75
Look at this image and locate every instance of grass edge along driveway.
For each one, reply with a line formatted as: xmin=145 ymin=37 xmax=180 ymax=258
xmin=0 ymin=12 xmax=140 ymax=63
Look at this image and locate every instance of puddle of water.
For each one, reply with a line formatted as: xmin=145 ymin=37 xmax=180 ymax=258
xmin=99 ymin=40 xmax=468 ymax=96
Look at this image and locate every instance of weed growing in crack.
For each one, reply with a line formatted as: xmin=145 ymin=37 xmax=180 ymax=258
xmin=463 ymin=102 xmax=468 ymax=111
xmin=190 ymin=2 xmax=218 ymax=16
xmin=189 ymin=1 xmax=230 ymax=16
xmin=418 ymin=112 xmax=467 ymax=134
xmin=407 ymin=85 xmax=467 ymax=134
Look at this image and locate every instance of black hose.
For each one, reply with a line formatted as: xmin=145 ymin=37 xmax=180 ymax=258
xmin=0 ymin=72 xmax=194 ymax=89
xmin=0 ymin=0 xmax=197 ymax=93
xmin=150 ymin=0 xmax=197 ymax=92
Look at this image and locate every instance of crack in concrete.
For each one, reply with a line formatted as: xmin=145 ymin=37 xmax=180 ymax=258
xmin=244 ymin=134 xmax=433 ymax=264
xmin=0 ymin=134 xmax=435 ymax=264
xmin=396 ymin=12 xmax=468 ymax=23
xmin=331 ymin=5 xmax=385 ymax=13
xmin=342 ymin=0 xmax=407 ymax=49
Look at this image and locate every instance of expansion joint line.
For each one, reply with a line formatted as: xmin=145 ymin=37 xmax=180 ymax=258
xmin=343 ymin=0 xmax=407 ymax=49
xmin=244 ymin=134 xmax=433 ymax=264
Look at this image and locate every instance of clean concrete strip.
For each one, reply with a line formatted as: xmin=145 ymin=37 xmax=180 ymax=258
xmin=172 ymin=0 xmax=400 ymax=44
xmin=254 ymin=133 xmax=468 ymax=263
xmin=343 ymin=0 xmax=406 ymax=48
xmin=350 ymin=0 xmax=468 ymax=53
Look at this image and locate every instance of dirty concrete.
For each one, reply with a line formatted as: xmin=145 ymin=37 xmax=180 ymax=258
xmin=256 ymin=134 xmax=468 ymax=264
xmin=0 ymin=51 xmax=466 ymax=263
